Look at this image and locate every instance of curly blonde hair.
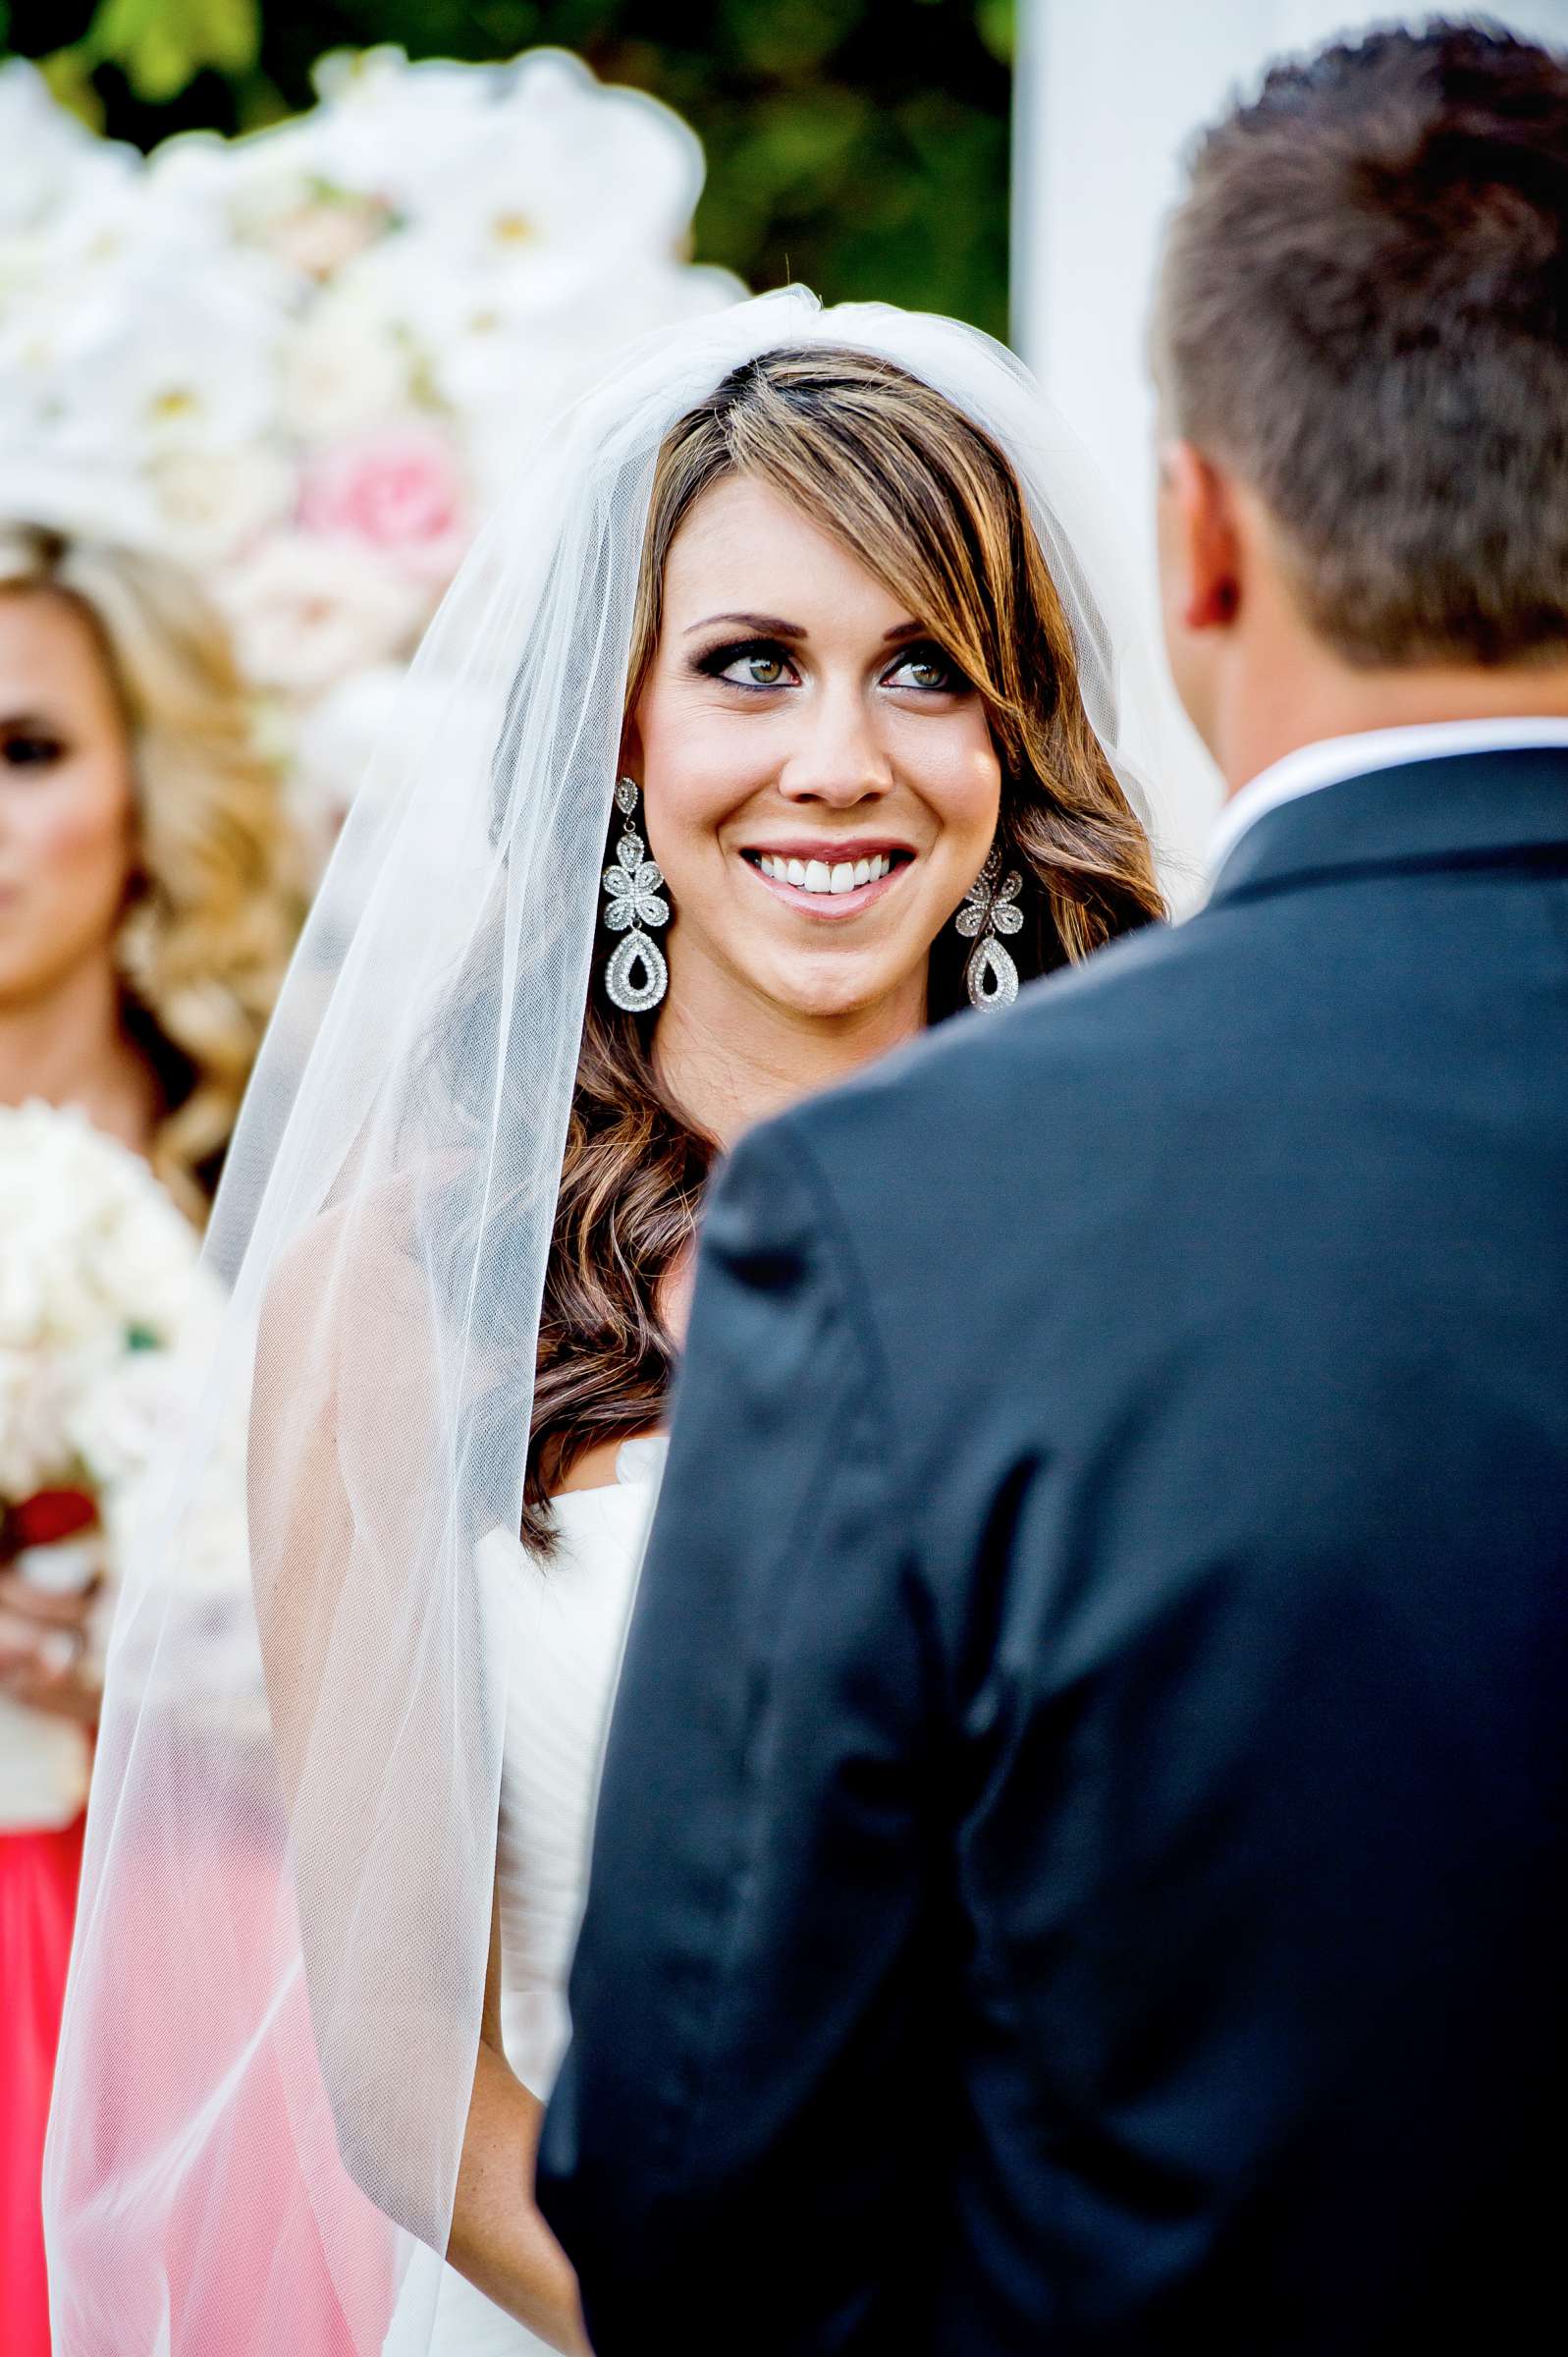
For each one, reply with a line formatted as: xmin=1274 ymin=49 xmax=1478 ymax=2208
xmin=0 ymin=523 xmax=302 ymax=1225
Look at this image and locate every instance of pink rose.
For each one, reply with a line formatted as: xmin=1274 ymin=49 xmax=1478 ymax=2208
xmin=298 ymin=428 xmax=466 ymax=582
xmin=264 ymin=194 xmax=393 ymax=280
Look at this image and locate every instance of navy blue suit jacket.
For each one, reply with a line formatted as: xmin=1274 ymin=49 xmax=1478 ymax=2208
xmin=538 ymin=751 xmax=1568 ymax=2352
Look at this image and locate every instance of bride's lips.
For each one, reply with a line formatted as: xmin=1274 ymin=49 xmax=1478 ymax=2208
xmin=738 ymin=841 xmax=916 ymax=920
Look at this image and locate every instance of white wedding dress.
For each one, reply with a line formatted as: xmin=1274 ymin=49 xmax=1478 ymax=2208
xmin=385 ymin=1440 xmax=664 ymax=2354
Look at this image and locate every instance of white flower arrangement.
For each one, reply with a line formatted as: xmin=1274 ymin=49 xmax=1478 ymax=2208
xmin=0 ymin=46 xmax=742 ymax=841
xmin=0 ymin=1102 xmax=225 ymax=1826
xmin=0 ymin=1101 xmax=201 ymax=1518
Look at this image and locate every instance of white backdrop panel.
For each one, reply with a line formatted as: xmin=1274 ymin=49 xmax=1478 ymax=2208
xmin=1012 ymin=0 xmax=1568 ymax=862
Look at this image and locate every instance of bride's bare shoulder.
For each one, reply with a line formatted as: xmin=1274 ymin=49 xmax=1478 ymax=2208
xmin=254 ymin=1171 xmax=448 ymax=1420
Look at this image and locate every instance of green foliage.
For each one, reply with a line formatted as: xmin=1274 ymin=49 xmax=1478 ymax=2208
xmin=73 ymin=0 xmax=259 ymax=104
xmin=4 ymin=0 xmax=1011 ymax=338
xmin=37 ymin=48 xmax=103 ymax=129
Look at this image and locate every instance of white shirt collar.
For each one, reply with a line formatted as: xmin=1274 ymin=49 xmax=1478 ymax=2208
xmin=1209 ymin=717 xmax=1568 ymax=887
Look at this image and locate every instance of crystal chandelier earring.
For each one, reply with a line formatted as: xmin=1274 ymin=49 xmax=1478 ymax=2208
xmin=602 ymin=777 xmax=670 ymax=1013
xmin=954 ymin=844 xmax=1024 ymax=1010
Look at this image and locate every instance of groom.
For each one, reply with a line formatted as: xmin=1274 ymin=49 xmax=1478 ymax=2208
xmin=540 ymin=23 xmax=1568 ymax=2350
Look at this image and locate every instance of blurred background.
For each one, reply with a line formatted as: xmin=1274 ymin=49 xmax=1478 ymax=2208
xmin=0 ymin=1 xmax=1014 ymax=338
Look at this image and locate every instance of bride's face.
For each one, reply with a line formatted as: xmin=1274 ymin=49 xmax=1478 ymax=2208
xmin=627 ymin=474 xmax=1001 ymax=1027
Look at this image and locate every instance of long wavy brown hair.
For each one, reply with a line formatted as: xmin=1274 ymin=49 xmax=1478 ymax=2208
xmin=0 ymin=524 xmax=302 ymax=1225
xmin=525 ymin=345 xmax=1164 ymax=1543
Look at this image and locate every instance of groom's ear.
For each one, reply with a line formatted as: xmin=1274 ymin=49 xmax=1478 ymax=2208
xmin=1161 ymin=441 xmax=1244 ymax=633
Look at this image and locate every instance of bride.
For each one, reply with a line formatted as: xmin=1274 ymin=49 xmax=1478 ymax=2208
xmin=44 ymin=292 xmax=1170 ymax=2356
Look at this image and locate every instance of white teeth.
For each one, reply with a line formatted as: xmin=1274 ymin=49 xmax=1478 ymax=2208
xmin=753 ymin=851 xmax=897 ymax=894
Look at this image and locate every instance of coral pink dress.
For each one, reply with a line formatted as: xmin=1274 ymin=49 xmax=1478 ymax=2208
xmin=0 ymin=1696 xmax=90 ymax=2357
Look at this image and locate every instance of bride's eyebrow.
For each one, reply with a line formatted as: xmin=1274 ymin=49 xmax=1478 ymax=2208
xmin=682 ymin=611 xmax=806 ymax=637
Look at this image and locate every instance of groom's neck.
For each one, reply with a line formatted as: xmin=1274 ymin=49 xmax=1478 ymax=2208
xmin=1212 ymin=576 xmax=1568 ymax=798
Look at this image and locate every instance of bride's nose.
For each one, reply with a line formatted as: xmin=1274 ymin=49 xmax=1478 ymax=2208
xmin=775 ymin=682 xmax=893 ymax=806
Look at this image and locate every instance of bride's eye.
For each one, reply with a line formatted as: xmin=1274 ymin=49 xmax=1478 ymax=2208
xmin=696 ymin=638 xmax=797 ymax=691
xmin=732 ymin=651 xmax=788 ymax=687
xmin=884 ymin=642 xmax=964 ymax=693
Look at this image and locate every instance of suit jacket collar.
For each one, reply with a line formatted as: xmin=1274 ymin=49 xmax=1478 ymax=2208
xmin=1208 ymin=748 xmax=1568 ymax=907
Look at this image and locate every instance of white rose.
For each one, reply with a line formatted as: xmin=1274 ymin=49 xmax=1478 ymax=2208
xmin=139 ymin=127 xmax=231 ymax=218
xmin=0 ymin=60 xmax=135 ymax=237
xmin=69 ymin=1348 xmax=187 ymax=1495
xmin=146 ymin=443 xmax=297 ymax=565
xmin=86 ymin=1199 xmax=199 ymax=1338
xmin=278 ymin=296 xmax=412 ymax=439
xmin=0 ymin=1346 xmax=74 ymax=1499
xmin=0 ymin=1104 xmax=198 ymax=1353
xmin=311 ymin=51 xmax=703 ymax=261
xmin=0 ymin=1236 xmax=47 ymax=1349
xmin=151 ymin=121 xmax=331 ymax=246
xmin=0 ymin=159 xmax=147 ymax=348
xmin=294 ymin=49 xmax=500 ymax=217
xmin=0 ymin=281 xmax=89 ymax=435
xmin=217 ymin=530 xmax=429 ymax=695
xmin=266 ymin=192 xmax=393 ymax=279
xmin=44 ymin=266 xmax=282 ymax=459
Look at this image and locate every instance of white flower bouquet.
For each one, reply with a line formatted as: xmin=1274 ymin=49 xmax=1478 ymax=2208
xmin=0 ymin=1103 xmax=206 ymax=1824
xmin=0 ymin=46 xmax=742 ymax=845
xmin=0 ymin=1102 xmax=285 ymax=1813
xmin=0 ymin=1099 xmax=200 ymax=1581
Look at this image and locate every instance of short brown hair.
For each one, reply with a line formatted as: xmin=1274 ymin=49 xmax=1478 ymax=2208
xmin=1156 ymin=20 xmax=1568 ymax=668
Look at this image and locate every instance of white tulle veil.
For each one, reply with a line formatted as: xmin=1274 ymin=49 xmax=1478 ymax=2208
xmin=43 ymin=288 xmax=1182 ymax=2353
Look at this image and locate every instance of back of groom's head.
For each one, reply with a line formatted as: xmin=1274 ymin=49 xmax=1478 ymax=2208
xmin=1156 ymin=19 xmax=1568 ymax=729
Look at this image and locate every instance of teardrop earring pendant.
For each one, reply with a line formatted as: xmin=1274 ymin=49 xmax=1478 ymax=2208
xmin=955 ymin=846 xmax=1024 ymax=1010
xmin=602 ymin=777 xmax=670 ymax=1013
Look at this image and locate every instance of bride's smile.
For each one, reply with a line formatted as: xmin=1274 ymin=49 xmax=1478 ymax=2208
xmin=740 ymin=842 xmax=912 ymax=914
